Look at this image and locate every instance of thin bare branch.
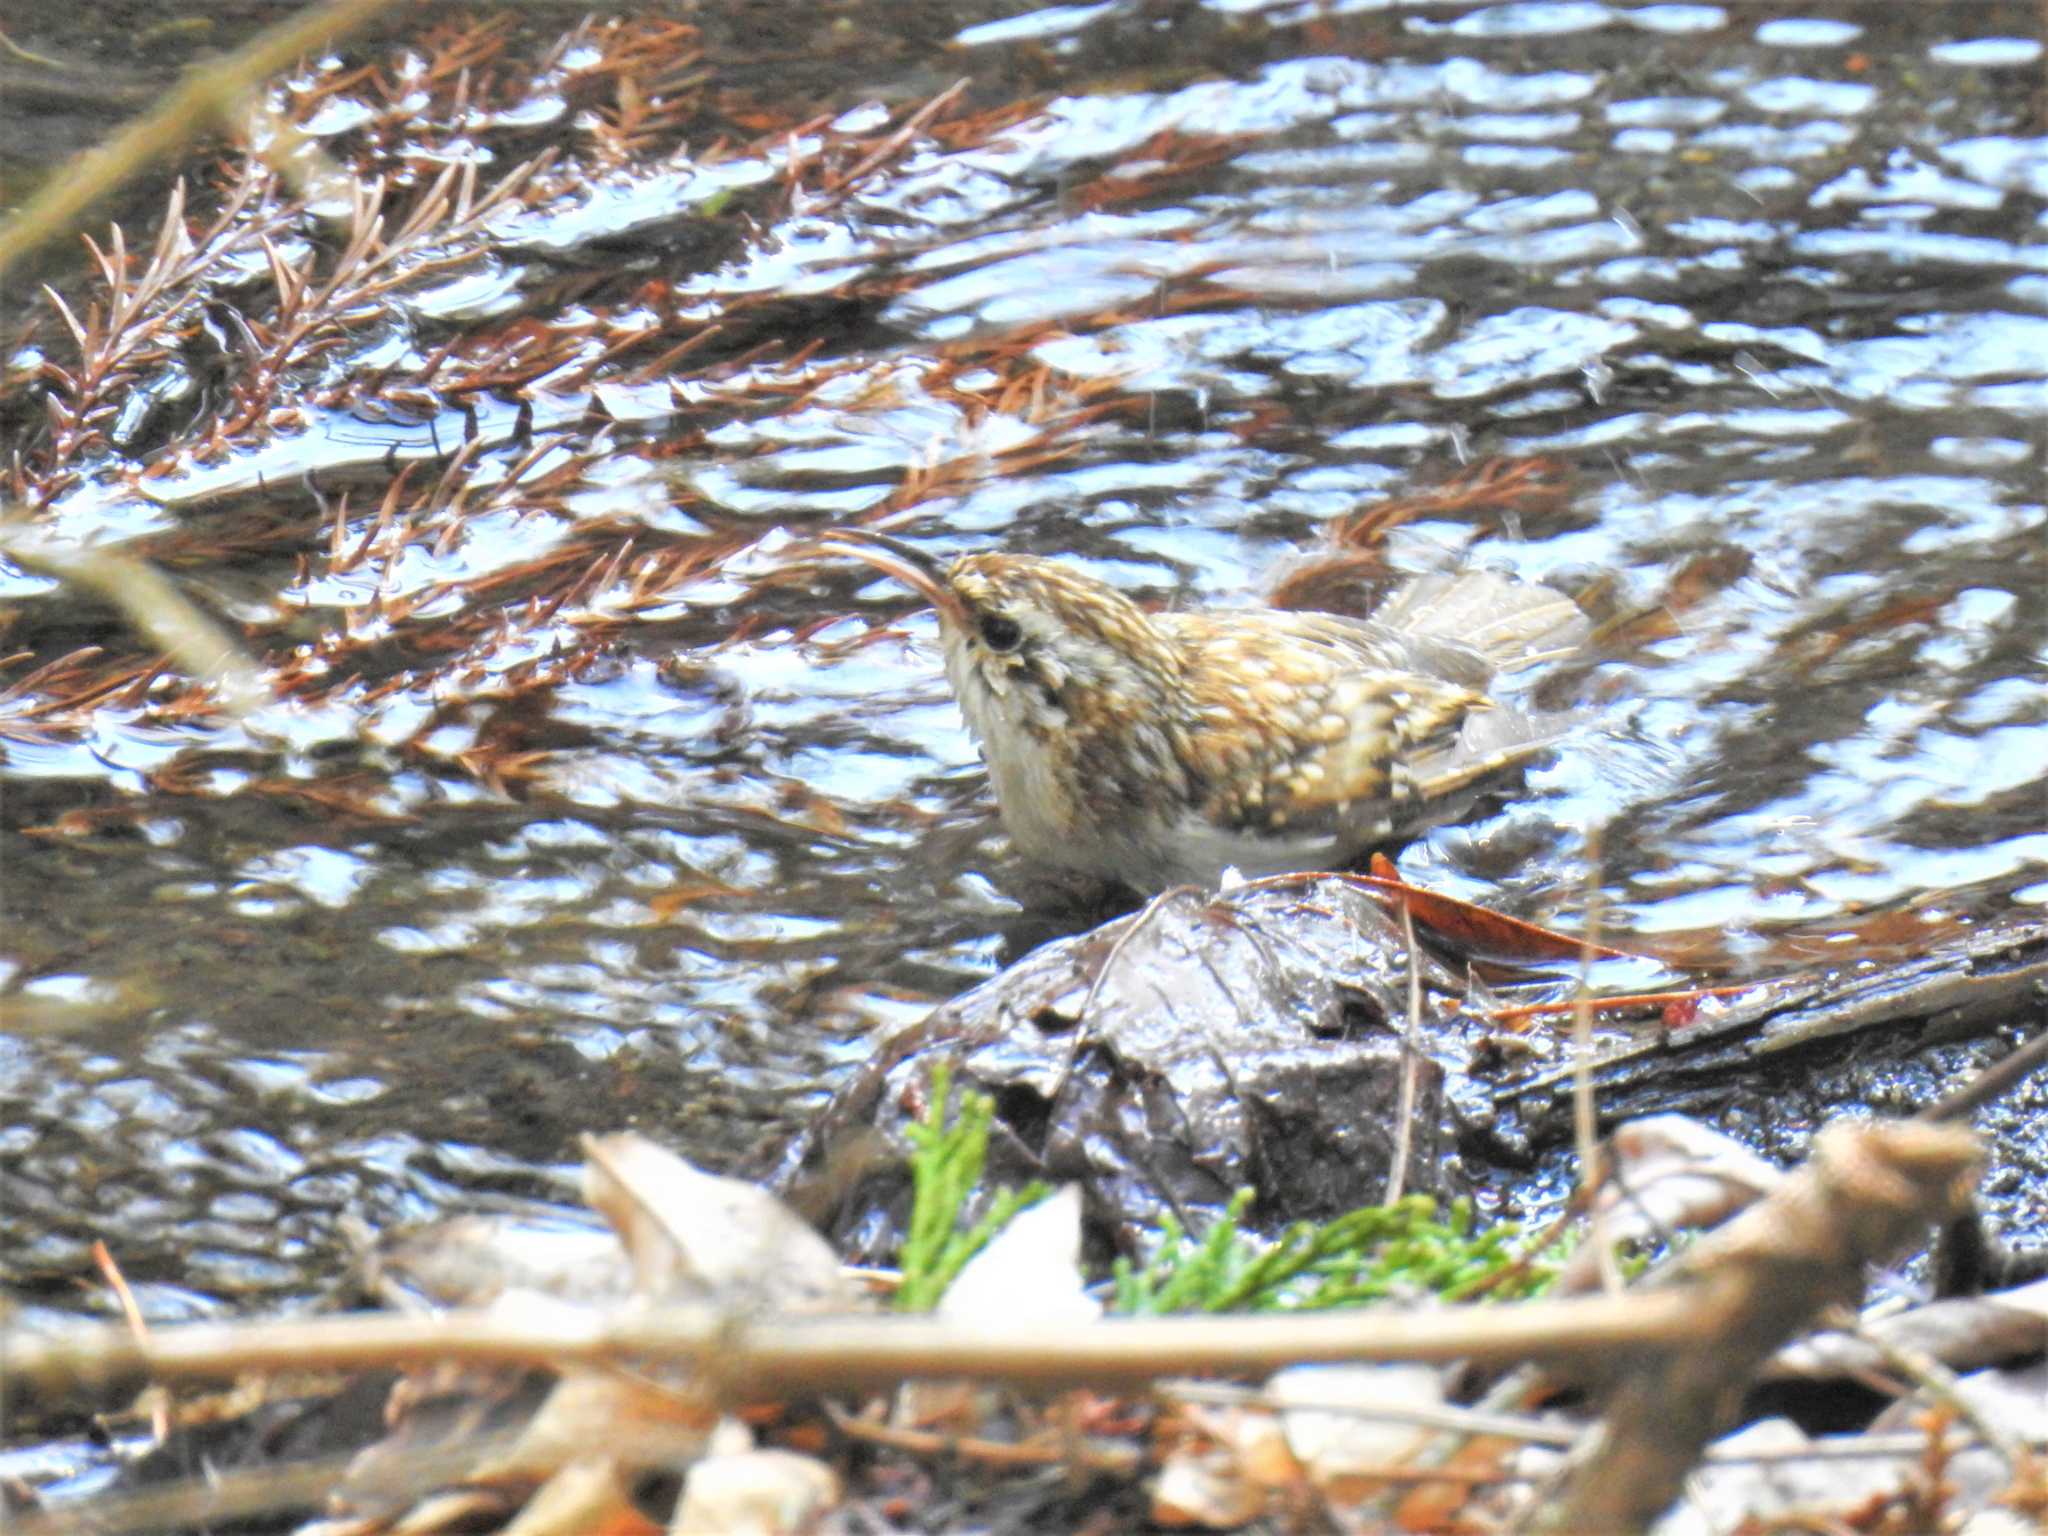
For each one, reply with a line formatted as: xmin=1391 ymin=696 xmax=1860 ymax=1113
xmin=9 ymin=1286 xmax=1712 ymax=1406
xmin=0 ymin=0 xmax=397 ymax=282
xmin=0 ymin=516 xmax=269 ymax=720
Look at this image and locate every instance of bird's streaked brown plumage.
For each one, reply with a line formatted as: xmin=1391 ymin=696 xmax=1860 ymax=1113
xmin=811 ymin=531 xmax=1585 ymax=891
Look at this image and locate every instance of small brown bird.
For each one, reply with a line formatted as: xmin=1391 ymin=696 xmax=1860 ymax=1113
xmin=812 ymin=530 xmax=1587 ymax=892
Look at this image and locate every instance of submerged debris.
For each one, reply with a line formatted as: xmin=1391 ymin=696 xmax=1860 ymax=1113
xmin=2 ymin=8 xmax=2046 ymax=1533
xmin=8 ymin=1067 xmax=2045 ymax=1535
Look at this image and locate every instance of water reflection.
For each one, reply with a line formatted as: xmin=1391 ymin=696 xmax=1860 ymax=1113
xmin=1 ymin=0 xmax=2043 ymax=1315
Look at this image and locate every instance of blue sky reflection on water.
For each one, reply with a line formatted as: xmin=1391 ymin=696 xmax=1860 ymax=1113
xmin=0 ymin=0 xmax=2042 ymax=1313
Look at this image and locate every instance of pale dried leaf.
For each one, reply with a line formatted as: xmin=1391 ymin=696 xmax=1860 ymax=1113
xmin=497 ymin=1454 xmax=656 ymax=1536
xmin=1271 ymin=1362 xmax=1443 ymax=1497
xmin=671 ymin=1447 xmax=839 ymax=1536
xmin=470 ymin=1367 xmax=717 ymax=1486
xmin=364 ymin=1214 xmax=631 ymax=1310
xmin=1774 ymin=1275 xmax=2048 ymax=1379
xmin=582 ymin=1133 xmax=850 ymax=1311
xmin=894 ymin=1189 xmax=1099 ymax=1432
xmin=939 ymin=1186 xmax=1100 ymax=1325
xmin=1648 ymin=1419 xmax=1917 ymax=1536
xmin=1988 ymin=1273 xmax=2048 ymax=1321
xmin=1199 ymin=1403 xmax=1302 ymax=1491
xmin=706 ymin=1416 xmax=756 ymax=1458
xmin=1560 ymin=1112 xmax=1782 ymax=1292
xmin=1153 ymin=1444 xmax=1267 ymax=1529
xmin=1958 ymin=1511 xmax=2040 ymax=1536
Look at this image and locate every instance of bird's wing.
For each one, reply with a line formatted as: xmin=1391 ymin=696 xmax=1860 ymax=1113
xmin=1164 ymin=612 xmax=1505 ymax=838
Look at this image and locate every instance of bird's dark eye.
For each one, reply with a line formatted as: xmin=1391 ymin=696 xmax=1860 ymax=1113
xmin=978 ymin=612 xmax=1024 ymax=652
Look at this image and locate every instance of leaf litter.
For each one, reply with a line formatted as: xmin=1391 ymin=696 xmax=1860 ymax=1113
xmin=4 ymin=5 xmax=2047 ymax=1533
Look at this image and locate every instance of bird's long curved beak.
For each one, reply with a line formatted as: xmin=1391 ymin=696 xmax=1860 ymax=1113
xmin=804 ymin=527 xmax=968 ymax=626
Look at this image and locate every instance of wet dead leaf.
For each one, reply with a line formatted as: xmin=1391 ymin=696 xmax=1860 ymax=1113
xmin=1350 ymin=856 xmax=1634 ymax=964
xmin=581 ymin=1132 xmax=853 ymax=1313
xmin=649 ymin=880 xmax=747 ymax=919
xmin=1270 ymin=1362 xmax=1443 ymax=1500
xmin=781 ymin=874 xmax=1460 ymax=1257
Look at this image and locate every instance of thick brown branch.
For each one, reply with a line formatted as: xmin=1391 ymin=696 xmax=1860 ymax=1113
xmin=1524 ymin=1121 xmax=1983 ymax=1534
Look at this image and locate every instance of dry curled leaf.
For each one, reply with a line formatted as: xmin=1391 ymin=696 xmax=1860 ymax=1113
xmin=672 ymin=1445 xmax=839 ymax=1536
xmin=582 ymin=1132 xmax=853 ymax=1313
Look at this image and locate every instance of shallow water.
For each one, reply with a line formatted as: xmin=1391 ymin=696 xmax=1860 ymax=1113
xmin=1 ymin=0 xmax=2043 ymax=1319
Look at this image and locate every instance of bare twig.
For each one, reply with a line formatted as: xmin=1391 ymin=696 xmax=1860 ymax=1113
xmin=0 ymin=517 xmax=269 ymax=719
xmin=1522 ymin=1121 xmax=1983 ymax=1534
xmin=1820 ymin=1302 xmax=2028 ymax=1472
xmin=2 ymin=1430 xmax=533 ymax=1536
xmin=1164 ymin=1379 xmax=2040 ymax=1467
xmin=0 ymin=0 xmax=397 ymax=281
xmin=1572 ymin=835 xmax=1615 ymax=1290
xmin=1920 ymin=1028 xmax=2048 ymax=1124
xmin=1051 ymin=883 xmax=1194 ymax=1106
xmin=1384 ymin=895 xmax=1424 ymax=1204
xmin=89 ymin=1243 xmax=170 ymax=1446
xmin=824 ymin=1400 xmax=1142 ymax=1474
xmin=9 ymin=1287 xmax=1714 ymax=1405
xmin=817 ymin=78 xmax=970 ymax=199
xmin=0 ymin=27 xmax=67 ymax=67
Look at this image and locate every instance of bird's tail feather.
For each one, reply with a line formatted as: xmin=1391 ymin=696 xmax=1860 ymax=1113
xmin=1374 ymin=571 xmax=1589 ymax=670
